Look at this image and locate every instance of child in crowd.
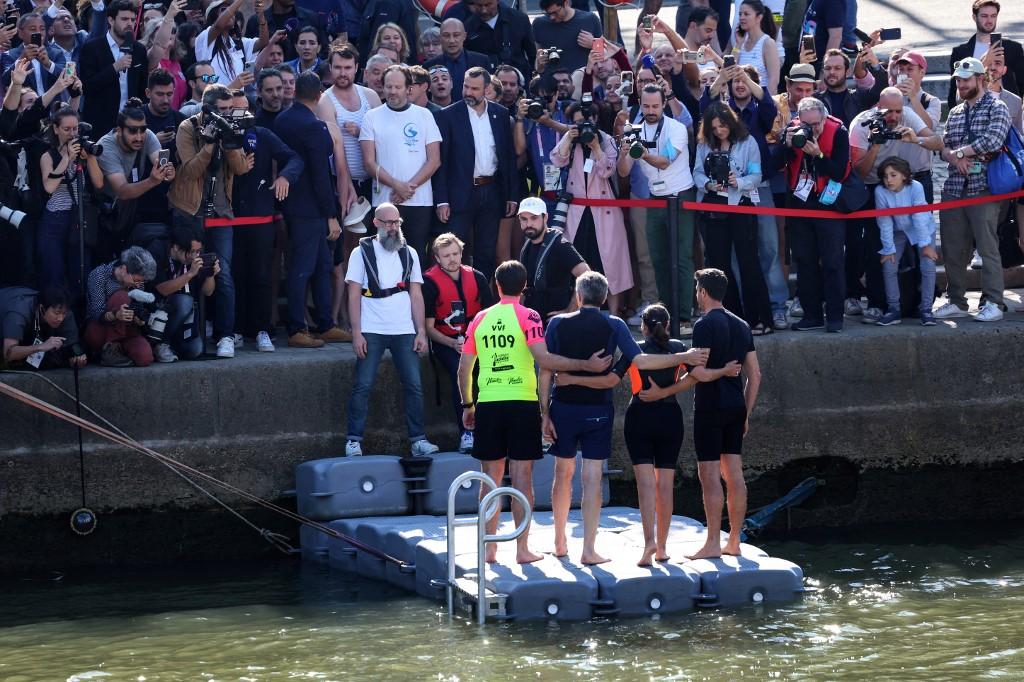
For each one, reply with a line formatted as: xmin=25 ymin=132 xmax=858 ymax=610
xmin=874 ymin=157 xmax=939 ymax=326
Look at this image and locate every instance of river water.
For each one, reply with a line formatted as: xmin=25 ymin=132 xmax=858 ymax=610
xmin=2 ymin=523 xmax=1022 ymax=681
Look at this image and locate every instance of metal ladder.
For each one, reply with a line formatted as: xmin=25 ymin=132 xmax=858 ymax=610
xmin=445 ymin=471 xmax=532 ymax=625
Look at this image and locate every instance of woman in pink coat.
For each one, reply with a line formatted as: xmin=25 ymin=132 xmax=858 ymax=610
xmin=551 ymin=102 xmax=634 ymax=316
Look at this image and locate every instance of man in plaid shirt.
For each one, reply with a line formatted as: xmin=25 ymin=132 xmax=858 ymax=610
xmin=936 ymin=57 xmax=1013 ymax=322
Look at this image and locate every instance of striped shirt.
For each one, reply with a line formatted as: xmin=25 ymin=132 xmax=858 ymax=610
xmin=325 ymin=86 xmax=370 ymax=182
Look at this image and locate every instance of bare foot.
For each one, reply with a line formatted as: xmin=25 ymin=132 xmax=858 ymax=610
xmin=722 ymin=543 xmax=742 ymax=556
xmin=637 ymin=544 xmax=657 ymax=567
xmin=485 ymin=549 xmax=498 ymax=564
xmin=685 ymin=545 xmax=722 ymax=560
xmin=517 ymin=549 xmax=544 ymax=564
xmin=581 ymin=551 xmax=610 ymax=566
xmin=655 ymin=553 xmax=671 ymax=562
xmin=552 ymin=539 xmax=568 ymax=558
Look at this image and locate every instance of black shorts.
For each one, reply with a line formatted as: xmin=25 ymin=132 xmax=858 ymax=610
xmin=473 ymin=400 xmax=543 ymax=462
xmin=623 ymin=400 xmax=684 ymax=469
xmin=693 ymin=407 xmax=747 ymax=462
xmin=548 ymin=400 xmax=614 ymax=461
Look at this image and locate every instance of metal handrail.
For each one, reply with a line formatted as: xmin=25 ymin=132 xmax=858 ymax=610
xmin=445 ymin=471 xmax=532 ymax=624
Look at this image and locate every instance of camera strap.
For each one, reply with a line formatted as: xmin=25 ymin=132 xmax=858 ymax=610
xmin=641 ymin=117 xmax=664 ymax=151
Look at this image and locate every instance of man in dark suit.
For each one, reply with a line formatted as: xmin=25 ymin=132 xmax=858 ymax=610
xmin=79 ymin=0 xmax=148 ymax=138
xmin=273 ymin=72 xmax=349 ymax=349
xmin=442 ymin=0 xmax=536 ymax=81
xmin=948 ymin=0 xmax=1024 ymax=111
xmin=0 ymin=13 xmax=65 ymax=96
xmin=423 ymin=19 xmax=490 ymax=101
xmin=433 ymin=66 xmax=517 ymax=282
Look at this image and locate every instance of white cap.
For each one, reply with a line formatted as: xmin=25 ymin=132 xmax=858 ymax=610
xmin=517 ymin=196 xmax=547 ymax=216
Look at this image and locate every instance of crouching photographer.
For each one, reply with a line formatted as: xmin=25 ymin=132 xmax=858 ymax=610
xmin=1 ymin=285 xmax=86 ymax=370
xmin=83 ymin=246 xmax=158 ymax=367
xmin=148 ymin=224 xmax=219 ymax=363
xmin=168 ymin=83 xmax=251 ymax=359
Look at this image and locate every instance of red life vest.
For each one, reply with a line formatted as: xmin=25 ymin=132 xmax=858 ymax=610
xmin=423 ymin=264 xmax=482 ymax=337
xmin=786 ymin=115 xmax=851 ymax=195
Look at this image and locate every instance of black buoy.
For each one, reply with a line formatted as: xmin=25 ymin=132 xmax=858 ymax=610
xmin=70 ymin=507 xmax=97 ymax=536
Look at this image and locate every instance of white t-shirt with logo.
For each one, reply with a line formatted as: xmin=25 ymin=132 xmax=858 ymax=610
xmin=359 ymin=103 xmax=442 ymax=207
xmin=345 ymin=238 xmax=424 ymax=335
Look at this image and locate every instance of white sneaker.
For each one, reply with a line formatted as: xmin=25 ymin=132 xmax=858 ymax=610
xmin=933 ymin=303 xmax=970 ymax=319
xmin=844 ymin=298 xmax=864 ymax=316
xmin=789 ymin=298 xmax=804 ymax=318
xmin=216 ymin=336 xmax=235 ymax=358
xmin=256 ymin=331 xmax=275 ymax=352
xmin=154 ymin=343 xmax=177 ymax=363
xmin=410 ymin=439 xmax=439 ymax=456
xmin=970 ymin=251 xmax=983 ymax=269
xmin=861 ymin=307 xmax=883 ymax=324
xmin=233 ymin=333 xmax=244 ymax=348
xmin=974 ymin=301 xmax=1004 ymax=322
xmin=459 ymin=431 xmax=474 ymax=453
xmin=345 ymin=440 xmax=363 ymax=456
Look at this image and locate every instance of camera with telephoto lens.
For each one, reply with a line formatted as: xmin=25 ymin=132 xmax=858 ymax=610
xmin=201 ymin=105 xmax=256 ymax=150
xmin=704 ymin=151 xmax=732 ymax=186
xmin=575 ymin=121 xmax=597 ymax=145
xmin=861 ymin=109 xmax=903 ymax=145
xmin=621 ymin=123 xmax=646 ymax=159
xmin=126 ymin=289 xmax=169 ymax=343
xmin=546 ymin=47 xmax=562 ymax=68
xmin=549 ymin=191 xmax=571 ymax=230
xmin=790 ymin=122 xmax=814 ymax=149
xmin=76 ymin=121 xmax=103 ymax=157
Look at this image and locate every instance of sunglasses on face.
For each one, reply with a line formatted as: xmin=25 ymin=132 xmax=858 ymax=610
xmin=123 ymin=125 xmax=147 ymax=133
xmin=428 ymin=67 xmax=449 ymax=75
xmin=198 ymin=74 xmax=219 ymax=83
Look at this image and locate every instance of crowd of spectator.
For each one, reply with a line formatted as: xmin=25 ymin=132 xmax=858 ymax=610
xmin=1 ymin=0 xmax=1022 ymax=407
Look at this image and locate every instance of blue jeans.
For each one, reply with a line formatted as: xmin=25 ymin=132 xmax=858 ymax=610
xmin=842 ymin=0 xmax=858 ymax=45
xmin=162 ymin=292 xmax=204 ymax=359
xmin=346 ymin=333 xmax=426 ymax=443
xmin=173 ymin=209 xmax=236 ymax=340
xmin=37 ymin=209 xmax=87 ymax=292
xmin=285 ymin=215 xmax=333 ymax=335
xmin=883 ymin=231 xmax=936 ymax=315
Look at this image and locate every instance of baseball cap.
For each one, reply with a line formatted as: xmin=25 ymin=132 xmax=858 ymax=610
xmin=896 ymin=51 xmax=927 ymax=71
xmin=952 ymin=57 xmax=985 ymax=79
xmin=517 ymin=196 xmax=548 ymax=216
xmin=787 ymin=63 xmax=816 ymax=83
xmin=205 ymin=0 xmax=227 ymax=21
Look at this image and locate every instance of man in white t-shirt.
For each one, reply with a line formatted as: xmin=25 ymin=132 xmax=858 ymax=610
xmin=616 ymin=84 xmax=697 ymax=332
xmin=359 ymin=64 xmax=442 ymax=265
xmin=344 ymin=202 xmax=439 ymax=457
xmin=193 ymin=0 xmax=267 ymax=89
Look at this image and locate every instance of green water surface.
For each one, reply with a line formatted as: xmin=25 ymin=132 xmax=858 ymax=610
xmin=2 ymin=524 xmax=1022 ymax=681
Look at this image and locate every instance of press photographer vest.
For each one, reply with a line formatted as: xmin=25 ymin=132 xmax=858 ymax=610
xmin=786 ymin=115 xmax=850 ymax=195
xmin=423 ymin=264 xmax=482 ymax=338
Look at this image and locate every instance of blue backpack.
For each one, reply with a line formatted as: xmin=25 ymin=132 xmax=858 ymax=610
xmin=988 ymin=124 xmax=1024 ymax=195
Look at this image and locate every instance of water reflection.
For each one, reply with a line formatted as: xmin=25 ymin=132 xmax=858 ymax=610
xmin=1 ymin=524 xmax=1023 ymax=680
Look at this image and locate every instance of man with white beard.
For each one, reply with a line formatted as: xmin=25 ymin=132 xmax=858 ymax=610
xmin=344 ymin=203 xmax=440 ymax=457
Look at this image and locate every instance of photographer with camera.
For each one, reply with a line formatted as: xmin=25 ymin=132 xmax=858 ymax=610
xmin=772 ymin=96 xmax=851 ymax=333
xmin=550 ymin=98 xmax=632 ymax=317
xmin=514 ymin=77 xmax=571 ymax=215
xmin=1 ymin=13 xmax=67 ymax=97
xmin=83 ymin=245 xmax=157 ymax=367
xmin=1 ymin=285 xmax=86 ymax=369
xmin=149 ymin=223 xmax=218 ymax=362
xmin=169 ymin=83 xmax=251 ymax=359
xmin=848 ymin=87 xmax=942 ymax=322
xmin=532 ymin=0 xmax=602 ymax=77
xmin=79 ymin=0 xmax=148 ymax=138
xmin=693 ymin=101 xmax=772 ymax=334
xmin=617 ymin=84 xmax=698 ymax=334
xmin=36 ymin=105 xmax=103 ymax=293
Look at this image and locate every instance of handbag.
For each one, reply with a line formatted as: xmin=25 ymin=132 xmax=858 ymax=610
xmin=987 ymin=124 xmax=1024 ymax=196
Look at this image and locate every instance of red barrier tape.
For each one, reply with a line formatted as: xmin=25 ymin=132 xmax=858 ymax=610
xmin=204 ymin=215 xmax=277 ymax=227
xmin=571 ymin=188 xmax=1024 ymax=219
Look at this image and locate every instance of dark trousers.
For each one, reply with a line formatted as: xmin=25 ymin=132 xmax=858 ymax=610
xmin=233 ymin=221 xmax=275 ymax=337
xmin=845 ymin=192 xmax=886 ymax=309
xmin=791 ymin=213 xmax=846 ymax=324
xmin=396 ymin=205 xmax=434 ymax=269
xmin=432 ymin=341 xmax=465 ymax=434
xmin=37 ymin=209 xmax=89 ymax=295
xmin=163 ymin=292 xmax=203 ymax=360
xmin=173 ymin=209 xmax=236 ymax=341
xmin=444 ymin=183 xmax=504 ymax=282
xmin=700 ymin=203 xmax=773 ymax=329
xmin=285 ymin=215 xmax=333 ymax=335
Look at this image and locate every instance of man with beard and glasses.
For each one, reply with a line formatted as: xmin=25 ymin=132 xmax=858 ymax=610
xmin=433 ymin=66 xmax=517 ymax=282
xmin=360 ymin=64 xmax=442 ymax=266
xmin=812 ymin=47 xmax=886 ymax=129
xmin=274 ymin=73 xmax=349 ymax=348
xmin=428 ymin=65 xmax=453 ymax=107
xmin=79 ymin=0 xmax=148 ymax=137
xmin=345 ymin=202 xmax=439 ymax=458
xmin=935 ymin=57 xmax=1012 ymax=324
xmin=948 ymin=0 xmax=1024 ymax=112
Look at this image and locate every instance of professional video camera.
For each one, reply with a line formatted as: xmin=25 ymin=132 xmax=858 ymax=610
xmin=621 ymin=123 xmax=646 ymax=159
xmin=703 ymin=151 xmax=732 ymax=186
xmin=790 ymin=122 xmax=813 ymax=149
xmin=575 ymin=121 xmax=597 ymax=145
xmin=860 ymin=109 xmax=903 ymax=145
xmin=126 ymin=289 xmax=169 ymax=343
xmin=76 ymin=122 xmax=103 ymax=157
xmin=201 ymin=105 xmax=256 ymax=150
